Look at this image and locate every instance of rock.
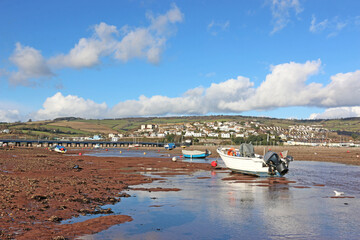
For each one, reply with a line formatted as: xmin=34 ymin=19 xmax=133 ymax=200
xmin=119 ymin=193 xmax=131 ymax=198
xmin=31 ymin=195 xmax=47 ymax=201
xmin=53 ymin=236 xmax=68 ymax=240
xmin=48 ymin=215 xmax=63 ymax=222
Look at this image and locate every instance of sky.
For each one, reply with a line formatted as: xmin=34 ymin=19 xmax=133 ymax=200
xmin=0 ymin=0 xmax=360 ymax=122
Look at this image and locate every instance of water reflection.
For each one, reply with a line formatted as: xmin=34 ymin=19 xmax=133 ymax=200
xmin=75 ymin=153 xmax=360 ymax=240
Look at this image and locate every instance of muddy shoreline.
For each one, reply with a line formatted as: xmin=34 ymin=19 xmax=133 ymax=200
xmin=1 ymin=145 xmax=359 ymax=239
xmin=0 ymin=147 xmax=212 ymax=239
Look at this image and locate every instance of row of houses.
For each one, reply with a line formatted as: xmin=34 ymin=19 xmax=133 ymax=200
xmin=119 ymin=121 xmax=331 ymax=141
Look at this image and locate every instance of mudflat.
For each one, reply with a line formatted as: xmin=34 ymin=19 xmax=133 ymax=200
xmin=0 ymin=147 xmax=212 ymax=239
xmin=1 ymin=145 xmax=359 ymax=239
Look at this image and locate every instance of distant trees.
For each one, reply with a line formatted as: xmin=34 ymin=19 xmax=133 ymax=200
xmin=232 ymin=134 xmax=282 ymax=146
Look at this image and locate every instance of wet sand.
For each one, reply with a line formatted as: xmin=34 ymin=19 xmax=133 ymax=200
xmin=0 ymin=147 xmax=212 ymax=239
xmin=0 ymin=145 xmax=359 ymax=239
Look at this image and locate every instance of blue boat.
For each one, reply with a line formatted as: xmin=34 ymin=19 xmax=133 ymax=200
xmin=164 ymin=143 xmax=176 ymax=150
xmin=182 ymin=149 xmax=211 ymax=158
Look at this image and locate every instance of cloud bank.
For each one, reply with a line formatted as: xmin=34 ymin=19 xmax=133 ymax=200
xmin=7 ymin=4 xmax=183 ymax=86
xmin=0 ymin=109 xmax=21 ymax=122
xmin=310 ymin=107 xmax=360 ymax=120
xmin=28 ymin=60 xmax=360 ymax=121
xmin=35 ymin=92 xmax=108 ymax=120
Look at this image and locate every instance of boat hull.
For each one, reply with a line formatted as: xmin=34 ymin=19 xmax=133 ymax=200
xmin=217 ymin=148 xmax=270 ymax=176
xmin=182 ymin=150 xmax=211 ymax=158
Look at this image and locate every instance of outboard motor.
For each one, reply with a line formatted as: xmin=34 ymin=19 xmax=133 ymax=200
xmin=264 ymin=151 xmax=289 ymax=176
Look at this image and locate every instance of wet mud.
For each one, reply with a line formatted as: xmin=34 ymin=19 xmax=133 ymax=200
xmin=0 ymin=147 xmax=211 ymax=239
xmin=1 ymin=145 xmax=358 ymax=239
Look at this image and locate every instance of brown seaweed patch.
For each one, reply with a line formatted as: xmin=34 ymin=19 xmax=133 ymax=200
xmin=313 ymin=184 xmax=325 ymax=187
xmin=130 ymin=187 xmax=181 ymax=192
xmin=255 ymin=180 xmax=271 ymax=184
xmin=274 ymin=180 xmax=296 ymax=184
xmin=197 ymin=177 xmax=211 ymax=179
xmin=222 ymin=175 xmax=257 ymax=181
xmin=234 ymin=180 xmax=257 ymax=183
xmin=292 ymin=186 xmax=311 ymax=188
xmin=152 ymin=172 xmax=189 ymax=176
xmin=330 ymin=196 xmax=355 ymax=198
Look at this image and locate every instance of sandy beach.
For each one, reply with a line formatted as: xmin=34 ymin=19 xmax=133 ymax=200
xmin=0 ymin=145 xmax=359 ymax=239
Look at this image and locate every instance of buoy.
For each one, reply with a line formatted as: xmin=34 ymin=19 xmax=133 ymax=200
xmin=211 ymin=161 xmax=217 ymax=167
xmin=144 ymin=152 xmax=146 ymax=155
xmin=106 ymin=149 xmax=108 ymax=151
xmin=79 ymin=153 xmax=82 ymax=156
xmin=172 ymin=157 xmax=177 ymax=162
xmin=120 ymin=151 xmax=122 ymax=154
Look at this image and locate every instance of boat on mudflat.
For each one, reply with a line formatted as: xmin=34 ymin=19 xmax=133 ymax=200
xmin=50 ymin=145 xmax=67 ymax=154
xmin=182 ymin=149 xmax=211 ymax=158
xmin=217 ymin=143 xmax=293 ymax=177
xmin=165 ymin=143 xmax=176 ymax=150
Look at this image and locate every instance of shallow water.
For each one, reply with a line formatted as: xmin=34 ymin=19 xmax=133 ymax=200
xmin=86 ymin=148 xmax=169 ymax=158
xmin=73 ymin=150 xmax=360 ymax=240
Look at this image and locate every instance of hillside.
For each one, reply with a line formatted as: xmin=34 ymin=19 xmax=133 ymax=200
xmin=1 ymin=116 xmax=360 ymax=141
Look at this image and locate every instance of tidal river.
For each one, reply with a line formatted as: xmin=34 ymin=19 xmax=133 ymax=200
xmin=68 ymin=149 xmax=360 ymax=239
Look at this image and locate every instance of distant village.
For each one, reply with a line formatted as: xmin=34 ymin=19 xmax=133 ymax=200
xmin=76 ymin=121 xmax=356 ymax=147
xmin=1 ymin=120 xmax=358 ymax=147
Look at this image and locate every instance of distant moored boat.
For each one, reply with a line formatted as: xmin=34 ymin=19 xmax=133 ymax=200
xmin=182 ymin=149 xmax=211 ymax=158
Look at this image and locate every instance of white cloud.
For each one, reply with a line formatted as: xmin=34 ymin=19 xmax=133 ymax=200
xmin=8 ymin=43 xmax=54 ymax=86
xmin=317 ymin=70 xmax=360 ymax=107
xmin=23 ymin=60 xmax=360 ymax=121
xmin=309 ymin=15 xmax=356 ymax=37
xmin=48 ymin=22 xmax=118 ymax=69
xmin=309 ymin=15 xmax=328 ymax=33
xmin=147 ymin=3 xmax=184 ymax=35
xmin=207 ymin=20 xmax=230 ymax=35
xmin=34 ymin=92 xmax=108 ymax=120
xmin=115 ymin=4 xmax=183 ymax=64
xmin=310 ymin=107 xmax=360 ymax=119
xmin=205 ymin=72 xmax=216 ymax=78
xmin=269 ymin=0 xmax=303 ymax=34
xmin=0 ymin=109 xmax=21 ymax=122
xmin=49 ymin=4 xmax=183 ymax=67
xmin=6 ymin=4 xmax=183 ymax=86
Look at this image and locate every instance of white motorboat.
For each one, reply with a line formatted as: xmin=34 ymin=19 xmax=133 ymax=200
xmin=50 ymin=145 xmax=67 ymax=154
xmin=217 ymin=143 xmax=293 ymax=176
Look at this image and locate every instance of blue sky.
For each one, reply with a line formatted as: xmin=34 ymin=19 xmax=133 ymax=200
xmin=1 ymin=0 xmax=360 ymax=122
